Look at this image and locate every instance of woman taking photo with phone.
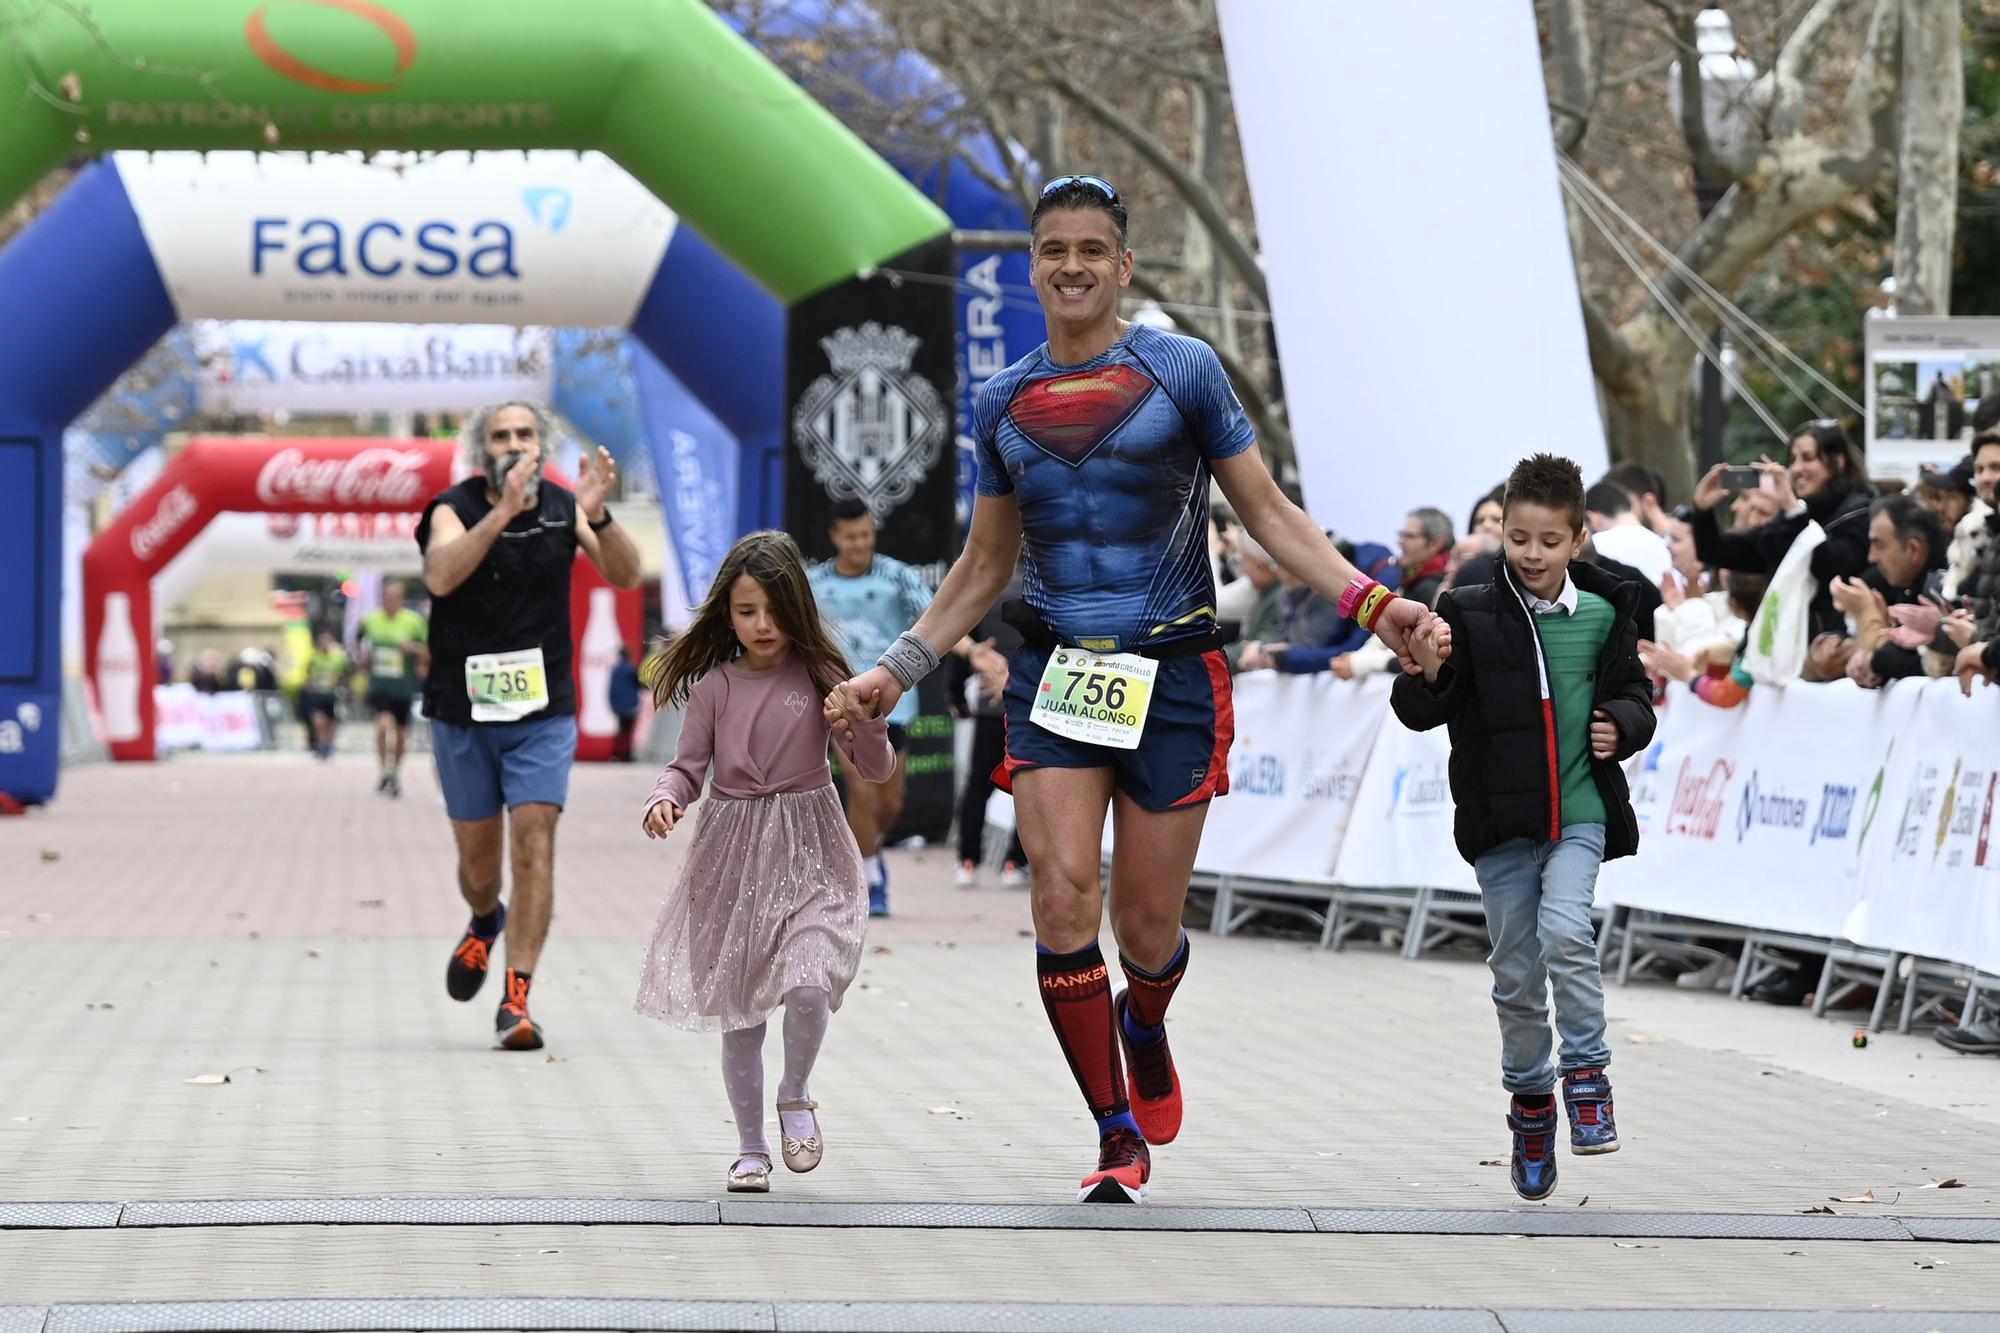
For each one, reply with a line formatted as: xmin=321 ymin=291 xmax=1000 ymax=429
xmin=1687 ymin=419 xmax=1873 ymax=639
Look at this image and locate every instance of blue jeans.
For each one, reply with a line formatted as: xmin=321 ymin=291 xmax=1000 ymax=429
xmin=1473 ymin=823 xmax=1610 ymax=1096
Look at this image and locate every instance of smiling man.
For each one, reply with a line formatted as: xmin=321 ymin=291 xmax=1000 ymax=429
xmin=824 ymin=175 xmax=1437 ymax=1204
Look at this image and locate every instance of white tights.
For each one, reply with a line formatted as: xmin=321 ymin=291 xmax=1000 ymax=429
xmin=720 ymin=986 xmax=832 ymax=1157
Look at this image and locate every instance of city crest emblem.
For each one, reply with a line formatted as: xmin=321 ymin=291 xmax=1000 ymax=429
xmin=792 ymin=322 xmax=945 ymax=517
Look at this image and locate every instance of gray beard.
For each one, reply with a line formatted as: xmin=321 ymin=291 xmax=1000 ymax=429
xmin=486 ymin=453 xmax=541 ymax=506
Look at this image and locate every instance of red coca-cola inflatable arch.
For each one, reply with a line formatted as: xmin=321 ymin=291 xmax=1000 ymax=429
xmin=83 ymin=436 xmax=641 ymax=763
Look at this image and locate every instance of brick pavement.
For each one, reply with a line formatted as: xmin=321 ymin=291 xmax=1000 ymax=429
xmin=0 ymin=753 xmax=1996 ymax=1314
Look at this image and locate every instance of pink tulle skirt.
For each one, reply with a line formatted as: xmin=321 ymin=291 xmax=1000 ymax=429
xmin=633 ymin=785 xmax=867 ymax=1032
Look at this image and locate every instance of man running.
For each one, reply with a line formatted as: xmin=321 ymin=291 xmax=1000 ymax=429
xmin=809 ymin=498 xmax=934 ymax=917
xmin=357 ymin=579 xmax=429 ymax=797
xmin=827 ymin=175 xmax=1435 ymax=1202
xmin=418 ymin=401 xmax=642 ymax=1049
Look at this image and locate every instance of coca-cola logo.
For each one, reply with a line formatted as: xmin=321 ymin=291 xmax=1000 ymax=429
xmin=256 ymin=447 xmax=429 ymax=508
xmin=131 ymin=485 xmax=200 ymax=561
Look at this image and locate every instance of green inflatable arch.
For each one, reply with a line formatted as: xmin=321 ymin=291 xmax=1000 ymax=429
xmin=0 ymin=0 xmax=949 ymax=303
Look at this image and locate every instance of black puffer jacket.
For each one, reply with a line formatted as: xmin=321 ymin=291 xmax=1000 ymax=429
xmin=1691 ymin=478 xmax=1872 ymax=638
xmin=1390 ymin=560 xmax=1657 ymax=866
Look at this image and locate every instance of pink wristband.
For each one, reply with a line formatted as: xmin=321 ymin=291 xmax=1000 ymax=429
xmin=1338 ymin=577 xmax=1395 ymax=631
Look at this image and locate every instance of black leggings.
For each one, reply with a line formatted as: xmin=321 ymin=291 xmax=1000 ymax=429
xmin=958 ymin=713 xmax=1027 ymax=867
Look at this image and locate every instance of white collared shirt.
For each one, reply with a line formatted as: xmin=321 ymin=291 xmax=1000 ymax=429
xmin=1527 ymin=573 xmax=1580 ymax=617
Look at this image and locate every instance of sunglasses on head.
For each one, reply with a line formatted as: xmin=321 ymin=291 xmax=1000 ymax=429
xmin=1040 ymin=174 xmax=1119 ymax=202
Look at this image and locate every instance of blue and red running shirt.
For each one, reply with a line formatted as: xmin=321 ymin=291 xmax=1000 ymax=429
xmin=972 ymin=323 xmax=1256 ymax=652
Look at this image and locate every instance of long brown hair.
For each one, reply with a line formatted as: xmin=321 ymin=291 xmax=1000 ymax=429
xmin=644 ymin=530 xmax=853 ymax=709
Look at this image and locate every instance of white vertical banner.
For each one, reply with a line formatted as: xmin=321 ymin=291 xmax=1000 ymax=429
xmin=1217 ymin=2 xmax=1606 ymax=539
xmin=1190 ymin=673 xmax=1389 ymax=881
xmin=1598 ymin=680 xmax=1918 ymax=938
xmin=1842 ymin=679 xmax=2000 ymax=974
xmin=1330 ymin=707 xmax=1481 ymax=894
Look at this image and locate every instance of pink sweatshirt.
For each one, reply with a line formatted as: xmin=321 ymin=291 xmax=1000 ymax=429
xmin=645 ymin=654 xmax=895 ymax=813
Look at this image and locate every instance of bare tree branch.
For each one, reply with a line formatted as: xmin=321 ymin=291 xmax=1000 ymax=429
xmin=1035 ymin=60 xmax=1270 ymax=307
xmin=1547 ymin=0 xmax=1599 ymax=154
xmin=1128 ymin=268 xmax=1291 ymax=461
xmin=1764 ymin=0 xmax=1861 ymax=133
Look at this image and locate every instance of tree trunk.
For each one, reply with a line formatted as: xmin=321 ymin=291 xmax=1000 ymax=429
xmin=1892 ymin=0 xmax=1962 ymax=317
xmin=1600 ymin=350 xmax=1699 ymax=506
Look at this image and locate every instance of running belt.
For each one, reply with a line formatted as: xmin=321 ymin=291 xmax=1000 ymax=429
xmin=1001 ymin=599 xmax=1236 ymax=660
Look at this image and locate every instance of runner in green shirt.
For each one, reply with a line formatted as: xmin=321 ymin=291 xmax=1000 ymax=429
xmin=357 ymin=580 xmax=430 ymax=797
xmin=300 ymin=629 xmax=350 ymax=761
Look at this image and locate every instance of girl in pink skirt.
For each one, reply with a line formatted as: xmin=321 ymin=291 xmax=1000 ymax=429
xmin=637 ymin=530 xmax=895 ymax=1193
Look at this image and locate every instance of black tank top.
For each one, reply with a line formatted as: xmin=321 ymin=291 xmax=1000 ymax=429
xmin=417 ymin=476 xmax=579 ymax=725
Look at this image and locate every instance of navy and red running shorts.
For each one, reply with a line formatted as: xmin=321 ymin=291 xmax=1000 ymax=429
xmin=995 ymin=644 xmax=1234 ymax=813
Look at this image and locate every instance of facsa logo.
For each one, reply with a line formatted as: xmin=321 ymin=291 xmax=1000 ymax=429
xmin=252 ymin=218 xmax=520 ymax=279
xmin=245 ymin=0 xmax=418 ymax=95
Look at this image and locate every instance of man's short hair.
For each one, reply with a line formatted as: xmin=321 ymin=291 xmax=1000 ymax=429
xmin=828 ymin=499 xmax=871 ymax=525
xmin=460 ymin=400 xmax=557 ymax=470
xmin=1030 ymin=177 xmax=1129 ymax=248
xmin=1504 ymin=454 xmax=1588 ymax=530
xmin=1585 ymin=480 xmax=1634 ymax=520
xmin=1408 ymin=507 xmax=1453 ymax=549
xmin=1602 ymin=461 xmax=1669 ymax=509
xmin=1870 ymin=492 xmax=1945 ymax=566
xmin=1973 ymin=430 xmax=2000 ymax=458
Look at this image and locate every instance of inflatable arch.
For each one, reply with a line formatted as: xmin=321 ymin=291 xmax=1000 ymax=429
xmin=0 ymin=0 xmax=954 ymax=804
xmin=84 ymin=436 xmax=643 ymax=763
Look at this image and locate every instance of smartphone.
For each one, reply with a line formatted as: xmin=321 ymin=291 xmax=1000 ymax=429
xmin=1718 ymin=465 xmax=1762 ymax=491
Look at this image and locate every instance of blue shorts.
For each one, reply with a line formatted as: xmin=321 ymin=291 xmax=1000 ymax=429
xmin=431 ymin=713 xmax=577 ymax=822
xmin=996 ymin=646 xmax=1234 ymax=813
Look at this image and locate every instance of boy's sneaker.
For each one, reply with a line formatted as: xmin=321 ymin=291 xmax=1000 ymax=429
xmin=1562 ymin=1068 xmax=1619 ymax=1154
xmin=867 ymin=856 xmax=890 ymax=917
xmin=954 ymin=861 xmax=978 ymax=889
xmin=1114 ymin=992 xmax=1182 ymax=1145
xmin=1000 ymin=862 xmax=1030 ymax=889
xmin=445 ymin=905 xmax=505 ymax=1002
xmin=1078 ymin=1126 xmax=1150 ymax=1203
xmin=495 ymin=968 xmax=543 ymax=1050
xmin=1507 ymin=1096 xmax=1560 ymax=1201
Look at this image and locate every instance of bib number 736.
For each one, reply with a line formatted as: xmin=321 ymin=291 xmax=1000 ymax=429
xmin=464 ymin=647 xmax=550 ymax=722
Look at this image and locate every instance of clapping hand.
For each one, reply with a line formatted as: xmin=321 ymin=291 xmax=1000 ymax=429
xmin=1885 ymin=601 xmax=1944 ymax=650
xmin=1638 ymin=638 xmax=1697 ymax=684
xmin=1956 ymin=642 xmax=1995 ymax=697
xmin=576 ymin=445 xmax=618 ymax=521
xmin=1828 ymin=576 xmax=1882 ymax=619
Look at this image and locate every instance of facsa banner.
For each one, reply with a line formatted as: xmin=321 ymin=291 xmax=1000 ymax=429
xmin=192 ymin=321 xmax=554 ymax=414
xmin=1192 ymin=673 xmax=1389 ymax=882
xmin=1330 ymin=706 xmax=1481 ymax=894
xmin=117 ymin=151 xmax=676 ymax=326
xmin=1598 ymin=681 xmax=1918 ymax=939
xmin=1843 ymin=679 xmax=2000 ymax=975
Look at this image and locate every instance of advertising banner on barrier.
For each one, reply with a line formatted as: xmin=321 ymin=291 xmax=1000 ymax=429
xmin=117 ymin=151 xmax=676 ymax=326
xmin=1330 ymin=706 xmax=1481 ymax=894
xmin=1599 ymin=680 xmax=1918 ymax=939
xmin=153 ymin=684 xmax=261 ymax=753
xmin=192 ymin=321 xmax=554 ymax=414
xmin=1192 ymin=673 xmax=1389 ymax=882
xmin=1842 ymin=679 xmax=2000 ymax=974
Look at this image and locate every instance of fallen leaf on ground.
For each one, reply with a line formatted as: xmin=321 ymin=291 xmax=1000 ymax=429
xmin=1478 ymin=1159 xmax=1506 ymax=1167
xmin=1801 ymin=1205 xmax=1837 ymax=1215
xmin=539 ymin=1248 xmax=559 ymax=1254
xmin=1920 ymin=1178 xmax=1965 ymax=1189
xmin=1577 ymin=1196 xmax=1589 ymax=1207
xmin=926 ymin=1106 xmax=971 ymax=1118
xmin=1611 ymin=1242 xmax=1655 ymax=1249
xmin=39 ymin=849 xmax=58 ymax=862
xmin=870 ymin=946 xmax=892 ymax=955
xmin=1832 ymin=1190 xmax=1878 ymax=1204
xmin=543 ymin=1055 xmax=562 ymax=1064
xmin=357 ymin=899 xmax=385 ymax=908
xmin=183 ymin=1074 xmax=229 ymax=1085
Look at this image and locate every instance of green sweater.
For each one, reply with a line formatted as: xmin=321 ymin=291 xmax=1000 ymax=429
xmin=1537 ymin=590 xmax=1614 ymax=829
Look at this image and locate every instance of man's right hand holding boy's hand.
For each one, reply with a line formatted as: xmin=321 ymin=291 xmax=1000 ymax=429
xmin=643 ymin=801 xmax=683 ymax=839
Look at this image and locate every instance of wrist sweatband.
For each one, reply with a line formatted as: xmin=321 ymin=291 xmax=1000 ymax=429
xmin=877 ymin=630 xmax=941 ymax=690
xmin=1338 ymin=576 xmax=1395 ymax=632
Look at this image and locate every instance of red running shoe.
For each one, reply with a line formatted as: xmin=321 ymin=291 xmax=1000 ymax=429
xmin=495 ymin=968 xmax=544 ymax=1051
xmin=1079 ymin=1126 xmax=1150 ymax=1203
xmin=1115 ymin=991 xmax=1182 ymax=1145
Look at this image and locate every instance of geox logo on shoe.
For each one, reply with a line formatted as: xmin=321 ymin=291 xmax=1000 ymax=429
xmin=1040 ymin=965 xmax=1108 ymax=990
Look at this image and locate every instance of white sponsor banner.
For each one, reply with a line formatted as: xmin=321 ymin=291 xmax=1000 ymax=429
xmin=193 ymin=321 xmax=554 ymax=414
xmin=1192 ymin=673 xmax=1388 ymax=882
xmin=156 ymin=512 xmax=422 ymax=613
xmin=152 ymin=684 xmax=261 ymax=753
xmin=1842 ymin=679 xmax=2000 ymax=974
xmin=1599 ymin=681 xmax=1917 ymax=939
xmin=1329 ymin=706 xmax=1481 ymax=895
xmin=1217 ymin=2 xmax=1606 ymax=538
xmin=117 ymin=151 xmax=676 ymax=326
